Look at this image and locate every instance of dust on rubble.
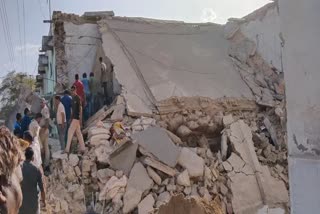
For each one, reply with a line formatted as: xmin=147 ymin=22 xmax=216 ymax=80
xmin=43 ymin=96 xmax=289 ymax=214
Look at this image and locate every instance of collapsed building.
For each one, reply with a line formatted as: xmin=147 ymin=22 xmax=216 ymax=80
xmin=35 ymin=1 xmax=290 ymax=214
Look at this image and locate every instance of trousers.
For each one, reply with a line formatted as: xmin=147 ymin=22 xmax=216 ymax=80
xmin=65 ymin=119 xmax=85 ymax=153
xmin=57 ymin=124 xmax=66 ymax=150
xmin=39 ymin=128 xmax=49 ymax=167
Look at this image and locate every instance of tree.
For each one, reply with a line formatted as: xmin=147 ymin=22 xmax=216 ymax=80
xmin=0 ymin=71 xmax=35 ymax=120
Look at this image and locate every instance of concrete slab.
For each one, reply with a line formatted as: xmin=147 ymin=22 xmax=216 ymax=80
xmin=109 ymin=142 xmax=138 ymax=176
xmin=132 ymin=127 xmax=181 ymax=167
xmin=142 ymin=157 xmax=177 ymax=177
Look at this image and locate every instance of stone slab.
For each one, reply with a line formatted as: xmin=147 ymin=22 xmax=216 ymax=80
xmin=132 ymin=127 xmax=181 ymax=167
xmin=142 ymin=157 xmax=177 ymax=177
xmin=109 ymin=142 xmax=138 ymax=176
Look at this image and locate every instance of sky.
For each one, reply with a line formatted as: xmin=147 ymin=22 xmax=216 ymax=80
xmin=0 ymin=0 xmax=271 ymax=78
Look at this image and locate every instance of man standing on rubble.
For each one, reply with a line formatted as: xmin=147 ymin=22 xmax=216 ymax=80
xmin=29 ymin=113 xmax=42 ymax=140
xmin=54 ymin=95 xmax=67 ymax=150
xmin=73 ymin=74 xmax=86 ymax=107
xmin=64 ymin=85 xmax=86 ymax=154
xmin=13 ymin=113 xmax=22 ymax=138
xmin=89 ymin=72 xmax=99 ymax=116
xmin=19 ymin=147 xmax=46 ymax=214
xmin=99 ymin=57 xmax=114 ymax=105
xmin=61 ymin=90 xmax=72 ymax=143
xmin=20 ymin=108 xmax=32 ymax=137
xmin=39 ymin=99 xmax=50 ymax=169
xmin=81 ymin=73 xmax=90 ymax=122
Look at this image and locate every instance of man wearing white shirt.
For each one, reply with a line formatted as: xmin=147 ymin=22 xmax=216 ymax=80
xmin=28 ymin=113 xmax=42 ymax=140
xmin=55 ymin=95 xmax=67 ymax=150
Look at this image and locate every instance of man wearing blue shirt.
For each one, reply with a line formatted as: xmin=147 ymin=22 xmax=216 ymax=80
xmin=20 ymin=108 xmax=32 ymax=137
xmin=61 ymin=90 xmax=72 ymax=145
xmin=13 ymin=113 xmax=22 ymax=138
xmin=81 ymin=73 xmax=90 ymax=122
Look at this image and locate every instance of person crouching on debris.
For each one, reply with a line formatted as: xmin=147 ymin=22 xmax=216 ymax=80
xmin=64 ymin=85 xmax=86 ymax=154
xmin=0 ymin=126 xmax=23 ymax=214
xmin=19 ymin=147 xmax=46 ymax=214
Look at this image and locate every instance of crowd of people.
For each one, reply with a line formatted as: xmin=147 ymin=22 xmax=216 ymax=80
xmin=0 ymin=57 xmax=114 ymax=213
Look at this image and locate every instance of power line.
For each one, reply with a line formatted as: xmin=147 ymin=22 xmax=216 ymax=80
xmin=22 ymin=0 xmax=27 ymax=73
xmin=0 ymin=0 xmax=16 ymax=70
xmin=16 ymin=0 xmax=24 ymax=72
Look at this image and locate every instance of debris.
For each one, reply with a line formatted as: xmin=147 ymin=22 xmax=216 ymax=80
xmin=263 ymin=117 xmax=279 ymax=148
xmin=176 ymin=125 xmax=192 ymax=138
xmin=142 ymin=157 xmax=177 ymax=177
xmin=178 ymin=148 xmax=204 ymax=177
xmin=111 ymin=104 xmax=126 ymax=121
xmin=68 ymin=154 xmax=79 ymax=167
xmin=133 ymin=127 xmax=181 ymax=167
xmin=220 ymin=132 xmax=228 ymax=160
xmin=99 ymin=175 xmax=127 ymax=200
xmin=156 ymin=191 xmax=171 ymax=207
xmin=158 ymin=194 xmax=223 ymax=214
xmin=97 ymin=168 xmax=115 ymax=183
xmin=223 ymin=114 xmax=234 ymax=127
xmin=109 ymin=142 xmax=138 ymax=176
xmin=52 ymin=151 xmax=68 ymax=160
xmin=138 ymin=194 xmax=155 ymax=214
xmin=165 ymin=130 xmax=183 ymax=145
xmin=123 ymin=162 xmax=153 ymax=213
xmin=176 ymin=170 xmax=191 ymax=187
xmin=147 ymin=166 xmax=162 ymax=185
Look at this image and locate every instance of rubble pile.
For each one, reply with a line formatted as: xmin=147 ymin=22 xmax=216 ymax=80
xmin=44 ymin=95 xmax=289 ymax=214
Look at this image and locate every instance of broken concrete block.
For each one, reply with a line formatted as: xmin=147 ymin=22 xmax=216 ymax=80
xmin=142 ymin=157 xmax=177 ymax=177
xmin=176 ymin=170 xmax=191 ymax=187
xmin=73 ymin=186 xmax=85 ymax=200
xmin=116 ymin=170 xmax=124 ymax=178
xmin=138 ymin=194 xmax=155 ymax=214
xmin=74 ymin=166 xmax=81 ymax=177
xmin=90 ymin=134 xmax=110 ymax=146
xmin=123 ymin=187 xmax=143 ymax=213
xmin=123 ymin=162 xmax=154 ymax=213
xmin=165 ymin=130 xmax=183 ymax=145
xmin=52 ymin=151 xmax=68 ymax=160
xmin=99 ymin=175 xmax=128 ymax=201
xmin=198 ymin=135 xmax=209 ymax=148
xmin=223 ymin=114 xmax=234 ymax=127
xmin=109 ymin=142 xmax=138 ymax=176
xmin=88 ymin=127 xmax=110 ymax=138
xmin=68 ymin=154 xmax=79 ymax=167
xmin=157 ymin=191 xmax=171 ymax=207
xmin=82 ymin=159 xmax=92 ymax=172
xmin=219 ymin=183 xmax=229 ymax=196
xmin=95 ymin=144 xmax=113 ymax=164
xmin=263 ymin=117 xmax=279 ymax=148
xmin=111 ymin=104 xmax=126 ymax=121
xmin=97 ymin=168 xmax=115 ymax=183
xmin=186 ymin=120 xmax=199 ymax=130
xmin=132 ymin=127 xmax=180 ymax=167
xmin=166 ymin=184 xmax=176 ymax=192
xmin=167 ymin=115 xmax=184 ymax=131
xmin=221 ymin=132 xmax=228 ymax=160
xmin=178 ymin=148 xmax=204 ymax=177
xmin=147 ymin=166 xmax=162 ymax=185
xmin=197 ymin=116 xmax=211 ymax=128
xmin=176 ymin=125 xmax=192 ymax=138
xmin=222 ymin=161 xmax=232 ymax=172
xmin=184 ymin=187 xmax=192 ymax=195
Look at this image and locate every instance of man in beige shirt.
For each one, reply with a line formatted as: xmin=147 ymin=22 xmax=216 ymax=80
xmin=99 ymin=57 xmax=114 ymax=105
xmin=29 ymin=113 xmax=42 ymax=140
xmin=54 ymin=95 xmax=67 ymax=150
xmin=39 ymin=98 xmax=50 ymax=168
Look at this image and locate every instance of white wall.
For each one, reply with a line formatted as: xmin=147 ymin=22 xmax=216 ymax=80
xmin=64 ymin=22 xmax=100 ymax=86
xmin=280 ymin=0 xmax=320 ymax=212
xmin=241 ymin=5 xmax=282 ymax=71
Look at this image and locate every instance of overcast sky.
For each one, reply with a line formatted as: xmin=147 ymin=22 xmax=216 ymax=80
xmin=0 ymin=0 xmax=270 ymax=78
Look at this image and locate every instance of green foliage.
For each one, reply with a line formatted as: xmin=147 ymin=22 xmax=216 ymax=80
xmin=0 ymin=71 xmax=35 ymax=119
